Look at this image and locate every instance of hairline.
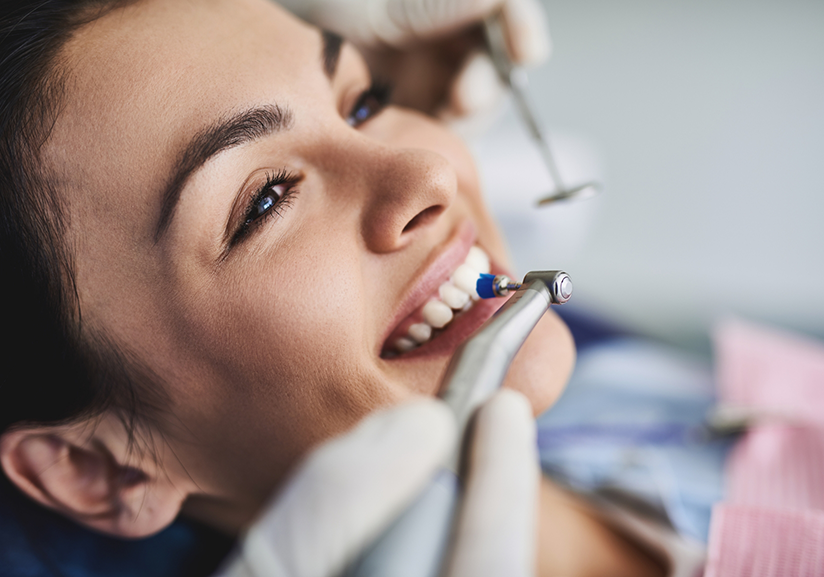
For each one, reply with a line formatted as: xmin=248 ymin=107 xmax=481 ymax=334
xmin=1 ymin=0 xmax=172 ymax=445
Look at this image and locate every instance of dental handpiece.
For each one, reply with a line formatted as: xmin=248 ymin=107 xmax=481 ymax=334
xmin=344 ymin=270 xmax=572 ymax=577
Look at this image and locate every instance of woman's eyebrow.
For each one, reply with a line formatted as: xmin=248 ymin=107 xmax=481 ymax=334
xmin=321 ymin=29 xmax=343 ymax=80
xmin=154 ymin=104 xmax=293 ymax=242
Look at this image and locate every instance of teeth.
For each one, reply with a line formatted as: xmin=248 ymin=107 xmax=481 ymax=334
xmin=452 ymin=264 xmax=481 ymax=300
xmin=422 ymin=300 xmax=453 ymax=329
xmin=439 ymin=283 xmax=470 ymax=310
xmin=395 ymin=337 xmax=417 ymax=353
xmin=390 ymin=245 xmax=492 ymax=355
xmin=466 ymin=246 xmax=491 ymax=274
xmin=408 ymin=322 xmax=432 ymax=344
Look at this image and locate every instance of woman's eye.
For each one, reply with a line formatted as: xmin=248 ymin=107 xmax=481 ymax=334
xmin=231 ymin=170 xmax=301 ymax=246
xmin=249 ymin=184 xmax=285 ymax=222
xmin=347 ymin=81 xmax=392 ymax=127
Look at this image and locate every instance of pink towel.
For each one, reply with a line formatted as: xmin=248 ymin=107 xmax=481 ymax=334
xmin=704 ymin=319 xmax=824 ymax=577
xmin=715 ymin=319 xmax=824 ymax=427
xmin=706 ymin=505 xmax=824 ymax=577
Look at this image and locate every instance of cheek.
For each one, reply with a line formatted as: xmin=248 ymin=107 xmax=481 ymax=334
xmin=504 ymin=310 xmax=576 ymax=416
xmin=162 ymin=230 xmax=409 ymax=496
xmin=206 ymin=241 xmax=372 ymax=408
xmin=171 ymin=231 xmax=390 ymax=424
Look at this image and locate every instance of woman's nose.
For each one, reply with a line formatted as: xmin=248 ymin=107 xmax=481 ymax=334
xmin=358 ymin=147 xmax=457 ymax=253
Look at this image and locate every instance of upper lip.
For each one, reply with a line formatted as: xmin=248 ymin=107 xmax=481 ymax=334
xmin=378 ymin=220 xmax=477 ymax=355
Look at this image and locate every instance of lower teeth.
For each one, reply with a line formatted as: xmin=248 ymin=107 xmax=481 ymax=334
xmin=391 ymin=297 xmax=476 ymax=354
xmin=389 ymin=245 xmax=490 ymax=355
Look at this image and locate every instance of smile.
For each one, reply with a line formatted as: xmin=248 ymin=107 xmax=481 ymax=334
xmin=381 ymin=244 xmax=506 ymax=359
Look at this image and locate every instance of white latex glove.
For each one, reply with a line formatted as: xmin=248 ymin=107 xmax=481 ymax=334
xmin=214 ymin=390 xmax=539 ymax=577
xmin=278 ymin=0 xmax=551 ymax=119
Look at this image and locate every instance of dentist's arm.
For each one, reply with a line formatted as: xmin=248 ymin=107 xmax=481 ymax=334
xmin=279 ymin=0 xmax=551 ymax=121
xmin=214 ymin=390 xmax=539 ymax=577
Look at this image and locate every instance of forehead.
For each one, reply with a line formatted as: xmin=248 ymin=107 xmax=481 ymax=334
xmin=46 ymin=0 xmax=319 ymax=238
xmin=60 ymin=0 xmax=316 ymax=123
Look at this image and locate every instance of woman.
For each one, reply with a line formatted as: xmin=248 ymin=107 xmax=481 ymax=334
xmin=0 ymin=1 xmax=665 ymax=575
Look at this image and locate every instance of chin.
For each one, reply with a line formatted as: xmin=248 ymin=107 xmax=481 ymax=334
xmin=503 ymin=309 xmax=576 ymax=416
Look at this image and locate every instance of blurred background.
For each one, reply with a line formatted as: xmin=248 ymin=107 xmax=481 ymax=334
xmin=472 ymin=0 xmax=824 ymax=355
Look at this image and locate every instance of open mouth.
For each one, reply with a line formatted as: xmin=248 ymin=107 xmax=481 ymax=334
xmin=381 ymin=244 xmax=505 ymax=359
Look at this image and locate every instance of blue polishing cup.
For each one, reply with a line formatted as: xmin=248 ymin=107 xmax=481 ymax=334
xmin=476 ymin=273 xmax=498 ymax=299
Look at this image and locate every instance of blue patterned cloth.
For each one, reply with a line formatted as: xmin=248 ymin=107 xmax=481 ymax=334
xmin=537 ymin=337 xmax=734 ymax=543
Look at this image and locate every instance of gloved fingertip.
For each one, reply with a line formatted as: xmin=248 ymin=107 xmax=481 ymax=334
xmin=503 ymin=0 xmax=552 ymax=66
xmin=391 ymin=397 xmax=458 ymax=448
xmin=516 ymin=29 xmax=552 ymax=67
xmin=304 ymin=397 xmax=456 ymax=480
xmin=380 ymin=0 xmax=506 ymax=43
xmin=485 ymin=389 xmax=534 ymax=426
xmin=449 ymin=388 xmax=538 ymax=576
xmin=474 ymin=388 xmax=537 ymax=449
xmin=449 ymin=52 xmax=505 ymax=117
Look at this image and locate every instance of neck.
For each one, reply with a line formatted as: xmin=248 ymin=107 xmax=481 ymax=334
xmin=536 ymin=477 xmax=668 ymax=577
xmin=181 ymin=493 xmax=261 ymax=536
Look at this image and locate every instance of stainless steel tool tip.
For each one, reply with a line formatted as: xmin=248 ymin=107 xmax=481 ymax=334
xmin=536 ymin=181 xmax=602 ymax=206
xmin=484 ymin=12 xmax=603 ymax=210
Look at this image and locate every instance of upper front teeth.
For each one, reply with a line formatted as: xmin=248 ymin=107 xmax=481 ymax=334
xmin=466 ymin=246 xmax=490 ymax=274
xmin=452 ymin=264 xmax=482 ymax=299
xmin=393 ymin=245 xmax=491 ymax=353
xmin=439 ymin=283 xmax=470 ymax=309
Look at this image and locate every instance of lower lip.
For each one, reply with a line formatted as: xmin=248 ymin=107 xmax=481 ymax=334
xmin=382 ymin=291 xmax=509 ymax=361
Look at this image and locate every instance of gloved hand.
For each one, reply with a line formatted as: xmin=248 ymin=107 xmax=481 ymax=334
xmin=214 ymin=389 xmax=539 ymax=577
xmin=279 ymin=0 xmax=551 ymax=121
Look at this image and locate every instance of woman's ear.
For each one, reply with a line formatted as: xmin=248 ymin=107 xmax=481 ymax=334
xmin=0 ymin=417 xmax=193 ymax=538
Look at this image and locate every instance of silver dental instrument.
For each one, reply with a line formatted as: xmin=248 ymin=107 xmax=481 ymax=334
xmin=475 ymin=271 xmax=572 ymax=299
xmin=345 ymin=270 xmax=572 ymax=577
xmin=483 ymin=14 xmax=601 ymax=207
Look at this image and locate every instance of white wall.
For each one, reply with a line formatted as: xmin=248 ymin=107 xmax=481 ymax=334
xmin=473 ymin=0 xmax=824 ymax=352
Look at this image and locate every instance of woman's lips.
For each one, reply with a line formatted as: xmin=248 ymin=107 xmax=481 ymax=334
xmin=378 ymin=221 xmax=475 ymax=353
xmin=379 ymin=220 xmax=513 ymax=360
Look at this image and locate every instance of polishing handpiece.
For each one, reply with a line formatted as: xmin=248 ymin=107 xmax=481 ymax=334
xmin=345 ymin=270 xmax=572 ymax=577
xmin=476 ymin=271 xmax=573 ymax=302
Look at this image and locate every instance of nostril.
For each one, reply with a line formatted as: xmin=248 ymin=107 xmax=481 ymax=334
xmin=402 ymin=206 xmax=444 ymax=234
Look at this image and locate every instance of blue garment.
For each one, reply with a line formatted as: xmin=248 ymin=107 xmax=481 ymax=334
xmin=0 ymin=473 xmax=233 ymax=577
xmin=554 ymin=305 xmax=629 ymax=351
xmin=537 ymin=337 xmax=734 ymax=543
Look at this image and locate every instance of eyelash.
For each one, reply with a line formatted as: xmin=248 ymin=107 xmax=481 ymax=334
xmin=231 ymin=81 xmax=393 ymax=245
xmin=347 ymin=79 xmax=393 ymax=127
xmin=233 ymin=168 xmax=300 ymax=244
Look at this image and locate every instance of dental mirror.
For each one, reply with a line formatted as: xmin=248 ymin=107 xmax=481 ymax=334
xmin=483 ymin=13 xmax=602 ymax=207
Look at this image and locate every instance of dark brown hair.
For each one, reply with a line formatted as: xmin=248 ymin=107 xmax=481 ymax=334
xmin=0 ymin=0 xmax=165 ymax=439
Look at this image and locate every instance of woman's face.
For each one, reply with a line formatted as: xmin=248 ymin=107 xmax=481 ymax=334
xmin=48 ymin=0 xmax=574 ymax=525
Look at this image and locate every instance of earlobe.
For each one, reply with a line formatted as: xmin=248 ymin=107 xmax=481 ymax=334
xmin=0 ymin=423 xmax=190 ymax=538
